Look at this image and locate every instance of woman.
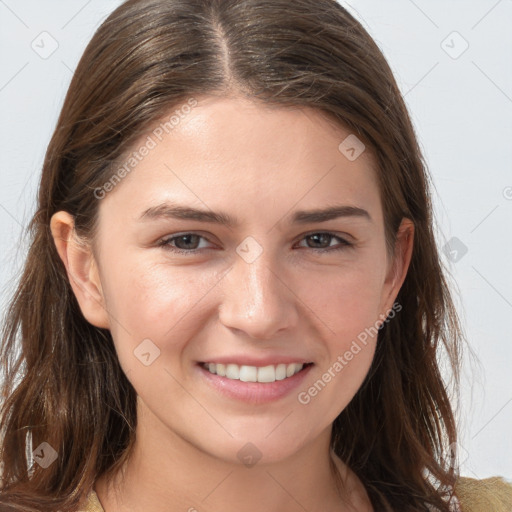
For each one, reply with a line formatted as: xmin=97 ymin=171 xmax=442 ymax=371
xmin=0 ymin=1 xmax=510 ymax=511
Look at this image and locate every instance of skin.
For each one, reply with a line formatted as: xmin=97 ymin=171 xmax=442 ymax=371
xmin=51 ymin=95 xmax=414 ymax=512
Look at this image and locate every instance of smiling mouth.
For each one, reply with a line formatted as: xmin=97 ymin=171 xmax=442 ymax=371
xmin=200 ymin=362 xmax=313 ymax=383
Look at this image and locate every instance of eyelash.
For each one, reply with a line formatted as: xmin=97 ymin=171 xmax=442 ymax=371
xmin=157 ymin=232 xmax=353 ymax=255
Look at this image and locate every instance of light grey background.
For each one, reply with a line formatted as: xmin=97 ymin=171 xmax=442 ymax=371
xmin=1 ymin=0 xmax=511 ymax=480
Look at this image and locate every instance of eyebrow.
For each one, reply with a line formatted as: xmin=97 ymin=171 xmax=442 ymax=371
xmin=138 ymin=202 xmax=372 ymax=226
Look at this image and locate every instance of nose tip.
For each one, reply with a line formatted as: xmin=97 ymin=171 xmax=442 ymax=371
xmin=218 ymin=256 xmax=298 ymax=340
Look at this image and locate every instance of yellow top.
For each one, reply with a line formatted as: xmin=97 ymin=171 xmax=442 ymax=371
xmin=454 ymin=476 xmax=512 ymax=511
xmin=82 ymin=475 xmax=512 ymax=512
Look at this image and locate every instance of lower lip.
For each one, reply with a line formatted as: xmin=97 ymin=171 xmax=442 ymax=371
xmin=196 ymin=363 xmax=314 ymax=405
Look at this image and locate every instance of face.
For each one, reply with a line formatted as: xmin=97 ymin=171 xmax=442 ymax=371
xmin=54 ymin=95 xmax=412 ymax=466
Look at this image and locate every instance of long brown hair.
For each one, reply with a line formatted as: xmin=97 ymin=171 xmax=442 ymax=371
xmin=0 ymin=1 xmax=463 ymax=510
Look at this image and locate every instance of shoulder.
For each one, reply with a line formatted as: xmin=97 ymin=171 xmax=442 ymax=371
xmin=81 ymin=489 xmax=104 ymax=512
xmin=81 ymin=477 xmax=512 ymax=512
xmin=454 ymin=475 xmax=512 ymax=512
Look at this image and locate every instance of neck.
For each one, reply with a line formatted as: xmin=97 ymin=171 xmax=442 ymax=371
xmin=94 ymin=398 xmax=371 ymax=512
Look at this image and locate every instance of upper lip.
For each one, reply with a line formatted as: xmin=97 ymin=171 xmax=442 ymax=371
xmin=199 ymin=356 xmax=313 ymax=367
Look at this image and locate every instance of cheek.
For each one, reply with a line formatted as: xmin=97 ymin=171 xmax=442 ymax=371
xmin=297 ymin=272 xmax=382 ymax=418
xmin=303 ymin=260 xmax=386 ymax=340
xmin=296 ymin=263 xmax=385 ymax=402
xmin=99 ymin=257 xmax=220 ymax=363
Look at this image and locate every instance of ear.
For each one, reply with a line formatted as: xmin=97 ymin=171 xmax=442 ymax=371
xmin=50 ymin=211 xmax=110 ymax=329
xmin=379 ymin=218 xmax=414 ymax=316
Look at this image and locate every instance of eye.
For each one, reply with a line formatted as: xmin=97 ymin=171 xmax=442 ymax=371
xmin=295 ymin=232 xmax=353 ymax=253
xmin=158 ymin=231 xmax=353 ymax=255
xmin=158 ymin=233 xmax=214 ymax=254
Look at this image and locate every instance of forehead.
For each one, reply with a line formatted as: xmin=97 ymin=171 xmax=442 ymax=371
xmin=99 ymin=95 xmax=382 ymax=225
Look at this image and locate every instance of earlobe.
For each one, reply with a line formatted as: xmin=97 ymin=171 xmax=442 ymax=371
xmin=50 ymin=211 xmax=110 ymax=329
xmin=381 ymin=218 xmax=415 ymax=314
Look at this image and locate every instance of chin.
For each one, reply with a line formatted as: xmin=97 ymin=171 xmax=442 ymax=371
xmin=197 ymin=428 xmax=313 ymax=468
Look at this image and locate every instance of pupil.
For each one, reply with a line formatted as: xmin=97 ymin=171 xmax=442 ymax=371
xmin=310 ymin=234 xmax=329 ymax=247
xmin=178 ymin=234 xmax=198 ymax=249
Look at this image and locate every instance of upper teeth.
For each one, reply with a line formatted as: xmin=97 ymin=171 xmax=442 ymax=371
xmin=204 ymin=362 xmax=304 ymax=383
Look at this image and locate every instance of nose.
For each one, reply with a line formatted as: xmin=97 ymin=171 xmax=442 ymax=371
xmin=218 ymin=250 xmax=299 ymax=340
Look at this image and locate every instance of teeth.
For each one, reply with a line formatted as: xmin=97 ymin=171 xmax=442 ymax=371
xmin=239 ymin=365 xmax=257 ymax=382
xmin=257 ymin=365 xmax=275 ymax=383
xmin=226 ymin=364 xmax=240 ymax=379
xmin=275 ymin=364 xmax=287 ymax=381
xmin=203 ymin=362 xmax=305 ymax=383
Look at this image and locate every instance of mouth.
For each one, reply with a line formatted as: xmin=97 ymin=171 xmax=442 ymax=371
xmin=200 ymin=363 xmax=313 ymax=383
xmin=200 ymin=361 xmax=313 ymax=384
xmin=197 ymin=360 xmax=315 ymax=404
